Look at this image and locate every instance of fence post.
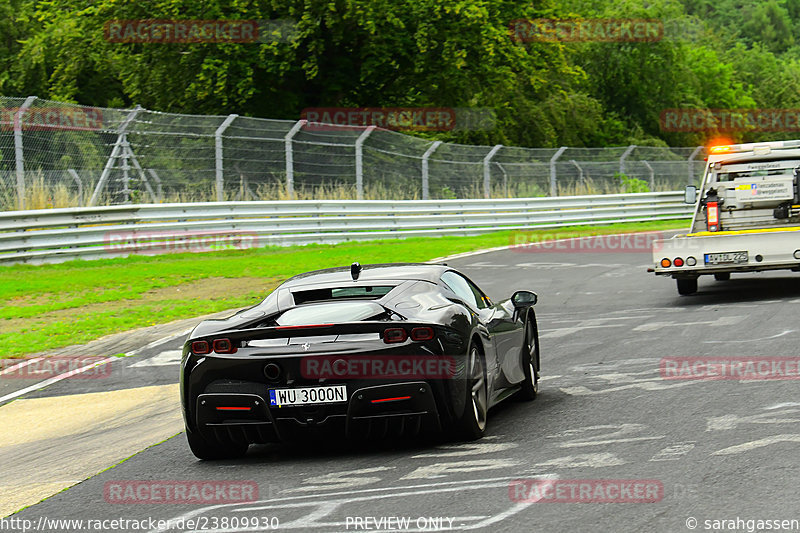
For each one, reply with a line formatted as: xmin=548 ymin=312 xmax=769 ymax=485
xmin=421 ymin=140 xmax=442 ymax=200
xmin=642 ymin=160 xmax=655 ymax=189
xmin=569 ymin=159 xmax=584 ymax=184
xmin=483 ymin=145 xmax=502 ymax=199
xmin=619 ymin=144 xmax=636 ymax=175
xmin=13 ymin=96 xmax=36 ymax=210
xmin=284 ymin=120 xmax=305 ymax=199
xmin=688 ymin=145 xmax=703 ymax=186
xmin=549 ymin=146 xmax=567 ymax=196
xmin=121 ymin=138 xmax=131 ymax=203
xmin=354 ymin=125 xmax=376 ymax=200
xmin=214 ymin=114 xmax=238 ymax=202
xmin=67 ymin=169 xmax=83 ymax=206
xmin=89 ymin=105 xmax=142 ymax=206
xmin=496 ymin=162 xmax=509 ymax=197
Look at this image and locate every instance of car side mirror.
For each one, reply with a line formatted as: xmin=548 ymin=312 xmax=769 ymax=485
xmin=511 ymin=290 xmax=537 ymax=308
xmin=684 ymin=185 xmax=697 ymax=204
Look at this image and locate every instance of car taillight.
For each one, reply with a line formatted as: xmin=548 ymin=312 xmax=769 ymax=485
xmin=410 ymin=327 xmax=434 ymax=341
xmin=212 ymin=338 xmax=238 ymax=354
xmin=191 ymin=340 xmax=210 ymax=354
xmin=707 ymin=201 xmax=719 ymax=231
xmin=383 ymin=328 xmax=408 ymax=344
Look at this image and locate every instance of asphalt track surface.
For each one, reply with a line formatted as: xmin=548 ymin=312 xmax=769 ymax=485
xmin=5 ymin=235 xmax=800 ymax=533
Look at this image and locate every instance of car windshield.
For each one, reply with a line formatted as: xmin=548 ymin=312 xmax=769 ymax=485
xmin=275 ymin=301 xmax=386 ymax=325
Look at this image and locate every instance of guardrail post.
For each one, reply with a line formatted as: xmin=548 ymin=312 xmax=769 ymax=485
xmin=89 ymin=105 xmax=142 ymax=206
xmin=642 ymin=160 xmax=655 ymax=189
xmin=284 ymin=120 xmax=305 ymax=199
xmin=688 ymin=145 xmax=703 ymax=186
xmin=13 ymin=96 xmax=36 ymax=210
xmin=483 ymin=144 xmax=502 ymax=198
xmin=421 ymin=140 xmax=442 ymax=200
xmin=354 ymin=125 xmax=376 ymax=200
xmin=549 ymin=146 xmax=567 ymax=196
xmin=215 ymin=114 xmax=238 ymax=202
xmin=619 ymin=144 xmax=636 ymax=175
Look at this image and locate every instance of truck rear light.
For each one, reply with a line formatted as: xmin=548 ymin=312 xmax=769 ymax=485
xmin=686 ymin=256 xmax=697 ymax=266
xmin=660 ymin=258 xmax=671 ymax=268
xmin=794 ymin=250 xmax=800 ymax=260
xmin=707 ymin=201 xmax=719 ymax=231
xmin=673 ymin=257 xmax=684 ymax=267
xmin=191 ymin=340 xmax=211 ymax=354
xmin=213 ymin=338 xmax=238 ymax=354
xmin=383 ymin=328 xmax=408 ymax=344
xmin=410 ymin=327 xmax=435 ymax=341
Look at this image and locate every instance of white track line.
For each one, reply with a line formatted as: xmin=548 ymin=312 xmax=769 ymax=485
xmin=0 ymin=356 xmax=116 ymax=405
xmin=125 ymin=328 xmax=193 ymax=357
xmin=429 ymin=229 xmax=683 ymax=263
xmin=0 ymin=357 xmax=43 ymax=377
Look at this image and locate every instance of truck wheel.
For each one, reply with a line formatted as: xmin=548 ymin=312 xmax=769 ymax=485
xmin=677 ymin=278 xmax=698 ymax=295
xmin=714 ymin=273 xmax=730 ymax=281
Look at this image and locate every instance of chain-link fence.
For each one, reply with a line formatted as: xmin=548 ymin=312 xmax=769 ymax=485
xmin=0 ymin=96 xmax=707 ymax=210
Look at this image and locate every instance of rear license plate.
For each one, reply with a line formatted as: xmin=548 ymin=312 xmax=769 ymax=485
xmin=704 ymin=251 xmax=748 ymax=265
xmin=269 ymin=385 xmax=347 ymax=407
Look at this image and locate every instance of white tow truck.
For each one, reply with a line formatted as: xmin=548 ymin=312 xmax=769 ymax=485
xmin=652 ymin=140 xmax=800 ymax=295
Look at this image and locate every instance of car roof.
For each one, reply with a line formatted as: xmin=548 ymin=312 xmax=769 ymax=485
xmin=281 ymin=263 xmax=450 ymax=288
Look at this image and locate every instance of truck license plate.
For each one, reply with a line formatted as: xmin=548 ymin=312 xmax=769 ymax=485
xmin=704 ymin=251 xmax=748 ymax=265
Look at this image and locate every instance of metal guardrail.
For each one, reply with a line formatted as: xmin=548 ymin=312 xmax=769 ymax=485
xmin=0 ymin=192 xmax=692 ymax=264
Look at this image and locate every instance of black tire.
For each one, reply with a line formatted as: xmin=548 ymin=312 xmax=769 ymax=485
xmin=515 ymin=316 xmax=539 ymax=401
xmin=714 ymin=272 xmax=731 ymax=281
xmin=455 ymin=344 xmax=488 ymax=441
xmin=677 ymin=278 xmax=698 ymax=295
xmin=186 ymin=429 xmax=249 ymax=460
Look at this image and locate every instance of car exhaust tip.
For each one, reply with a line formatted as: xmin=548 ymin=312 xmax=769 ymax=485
xmin=264 ymin=363 xmax=282 ymax=381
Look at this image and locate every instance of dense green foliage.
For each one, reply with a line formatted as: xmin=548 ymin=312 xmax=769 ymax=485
xmin=1 ymin=0 xmax=799 ymax=147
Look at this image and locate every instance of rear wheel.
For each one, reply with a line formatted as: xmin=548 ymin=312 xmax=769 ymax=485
xmin=455 ymin=344 xmax=487 ymax=441
xmin=677 ymin=278 xmax=698 ymax=295
xmin=516 ymin=317 xmax=539 ymax=401
xmin=186 ymin=429 xmax=248 ymax=460
xmin=714 ymin=272 xmax=731 ymax=281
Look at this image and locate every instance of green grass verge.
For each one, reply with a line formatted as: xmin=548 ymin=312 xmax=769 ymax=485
xmin=0 ymin=220 xmax=688 ymax=358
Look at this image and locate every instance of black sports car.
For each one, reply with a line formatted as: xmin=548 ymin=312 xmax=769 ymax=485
xmin=180 ymin=263 xmax=540 ymax=459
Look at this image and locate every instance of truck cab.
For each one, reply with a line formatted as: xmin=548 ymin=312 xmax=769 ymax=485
xmin=652 ymin=140 xmax=800 ymax=295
